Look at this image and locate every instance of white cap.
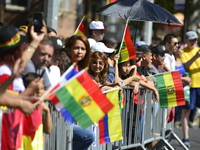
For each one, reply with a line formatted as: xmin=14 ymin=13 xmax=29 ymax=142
xmin=89 ymin=21 xmax=108 ymax=30
xmin=135 ymin=41 xmax=146 ymax=48
xmin=91 ymin=42 xmax=114 ymax=53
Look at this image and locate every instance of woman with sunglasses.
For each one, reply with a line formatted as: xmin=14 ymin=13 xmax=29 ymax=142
xmin=88 ymin=51 xmax=123 ymax=91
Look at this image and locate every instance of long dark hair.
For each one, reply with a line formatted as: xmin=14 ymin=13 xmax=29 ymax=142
xmin=65 ymin=34 xmax=91 ymax=71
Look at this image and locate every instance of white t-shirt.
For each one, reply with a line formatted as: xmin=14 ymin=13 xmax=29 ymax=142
xmin=164 ymin=53 xmax=176 ymax=71
xmin=88 ymin=38 xmax=96 ymax=48
xmin=45 ymin=65 xmax=61 ymax=86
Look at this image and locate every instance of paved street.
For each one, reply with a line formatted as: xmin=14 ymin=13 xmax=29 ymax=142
xmin=171 ymin=127 xmax=200 ymax=150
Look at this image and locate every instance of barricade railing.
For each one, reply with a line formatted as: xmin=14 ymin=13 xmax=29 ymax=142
xmin=43 ymin=86 xmax=189 ymax=150
xmin=44 ymin=104 xmax=73 ymax=150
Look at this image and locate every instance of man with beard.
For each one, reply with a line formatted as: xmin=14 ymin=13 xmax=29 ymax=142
xmin=23 ymin=37 xmax=54 ymax=90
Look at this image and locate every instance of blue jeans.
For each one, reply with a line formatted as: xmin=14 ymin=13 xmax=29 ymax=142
xmin=73 ymin=125 xmax=95 ymax=150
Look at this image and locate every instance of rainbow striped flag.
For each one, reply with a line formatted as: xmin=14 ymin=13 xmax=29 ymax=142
xmin=74 ymin=16 xmax=86 ymax=36
xmin=49 ymin=70 xmax=114 ymax=129
xmin=155 ymin=71 xmax=185 ymax=108
xmin=99 ymin=89 xmax=123 ymax=145
xmin=118 ymin=26 xmax=136 ymax=63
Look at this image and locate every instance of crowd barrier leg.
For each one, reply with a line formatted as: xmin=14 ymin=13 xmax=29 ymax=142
xmin=170 ymin=132 xmax=189 ymax=150
xmin=163 ymin=108 xmax=189 ymax=150
xmin=150 ymin=137 xmax=175 ymax=150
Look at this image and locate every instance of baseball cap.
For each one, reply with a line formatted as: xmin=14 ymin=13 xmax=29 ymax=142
xmin=91 ymin=42 xmax=114 ymax=53
xmin=135 ymin=41 xmax=146 ymax=48
xmin=89 ymin=21 xmax=108 ymax=30
xmin=151 ymin=45 xmax=168 ymax=56
xmin=49 ymin=36 xmax=66 ymax=51
xmin=185 ymin=31 xmax=198 ymax=40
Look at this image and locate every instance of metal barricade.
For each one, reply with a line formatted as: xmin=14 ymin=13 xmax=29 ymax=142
xmin=44 ymin=104 xmax=73 ymax=150
xmin=43 ymin=86 xmax=188 ymax=150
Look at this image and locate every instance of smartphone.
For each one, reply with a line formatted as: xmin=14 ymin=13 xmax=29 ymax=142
xmin=33 ymin=12 xmax=43 ymax=33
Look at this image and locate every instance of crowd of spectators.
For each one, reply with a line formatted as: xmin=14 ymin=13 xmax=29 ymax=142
xmin=0 ymin=17 xmax=199 ymax=149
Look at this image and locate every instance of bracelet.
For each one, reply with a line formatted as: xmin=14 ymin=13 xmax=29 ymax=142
xmin=29 ymin=45 xmax=37 ymax=49
xmin=27 ymin=45 xmax=37 ymax=52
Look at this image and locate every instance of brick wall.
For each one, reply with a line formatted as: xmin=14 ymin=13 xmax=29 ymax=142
xmin=57 ymin=0 xmax=77 ymax=40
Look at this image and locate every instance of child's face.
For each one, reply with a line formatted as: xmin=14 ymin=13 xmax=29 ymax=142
xmin=119 ymin=61 xmax=131 ymax=76
xmin=37 ymin=84 xmax=45 ymax=97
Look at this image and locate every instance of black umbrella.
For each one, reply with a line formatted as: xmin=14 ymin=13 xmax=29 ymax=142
xmin=96 ymin=0 xmax=182 ymax=25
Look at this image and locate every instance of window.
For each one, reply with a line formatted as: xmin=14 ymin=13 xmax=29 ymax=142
xmin=5 ymin=0 xmax=30 ymax=11
xmin=59 ymin=0 xmax=70 ymax=11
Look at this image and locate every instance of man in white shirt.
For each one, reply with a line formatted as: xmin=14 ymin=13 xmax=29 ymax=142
xmin=88 ymin=21 xmax=114 ymax=53
xmin=163 ymin=34 xmax=179 ymax=71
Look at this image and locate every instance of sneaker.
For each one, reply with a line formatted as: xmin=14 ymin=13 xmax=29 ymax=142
xmin=182 ymin=138 xmax=191 ymax=147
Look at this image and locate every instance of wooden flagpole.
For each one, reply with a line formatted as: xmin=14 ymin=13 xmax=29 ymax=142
xmin=117 ymin=18 xmax=129 ymax=55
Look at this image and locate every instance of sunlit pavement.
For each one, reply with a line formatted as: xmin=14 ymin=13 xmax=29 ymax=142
xmin=171 ymin=127 xmax=200 ymax=150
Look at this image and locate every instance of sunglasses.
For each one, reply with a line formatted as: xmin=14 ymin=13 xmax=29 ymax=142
xmin=92 ymin=61 xmax=105 ymax=66
xmin=172 ymin=42 xmax=180 ymax=46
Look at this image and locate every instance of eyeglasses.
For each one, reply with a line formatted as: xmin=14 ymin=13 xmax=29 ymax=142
xmin=92 ymin=61 xmax=105 ymax=66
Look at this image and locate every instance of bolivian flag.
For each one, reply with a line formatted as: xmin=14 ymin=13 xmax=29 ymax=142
xmin=118 ymin=26 xmax=136 ymax=63
xmin=49 ymin=70 xmax=114 ymax=129
xmin=155 ymin=71 xmax=185 ymax=108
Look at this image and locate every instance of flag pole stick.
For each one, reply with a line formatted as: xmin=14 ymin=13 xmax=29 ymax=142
xmin=34 ymin=65 xmax=87 ymax=107
xmin=117 ymin=18 xmax=129 ymax=55
xmin=37 ymin=63 xmax=77 ymax=103
xmin=73 ymin=16 xmax=85 ymax=35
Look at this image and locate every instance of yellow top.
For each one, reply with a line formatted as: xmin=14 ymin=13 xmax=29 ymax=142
xmin=180 ymin=47 xmax=200 ymax=88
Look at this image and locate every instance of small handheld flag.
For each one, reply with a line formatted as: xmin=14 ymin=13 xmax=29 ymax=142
xmin=155 ymin=71 xmax=185 ymax=108
xmin=74 ymin=16 xmax=86 ymax=36
xmin=117 ymin=19 xmax=136 ymax=63
xmin=48 ymin=70 xmax=114 ymax=128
